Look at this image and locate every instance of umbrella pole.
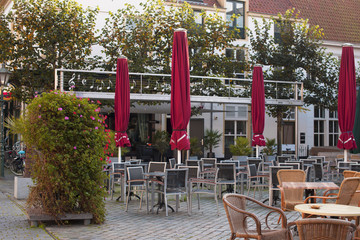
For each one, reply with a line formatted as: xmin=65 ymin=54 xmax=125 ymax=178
xmin=177 ymin=150 xmax=181 ymax=165
xmin=256 ymin=145 xmax=259 ymax=158
xmin=344 ymin=149 xmax=348 ymax=162
xmin=118 ymin=147 xmax=122 ymax=163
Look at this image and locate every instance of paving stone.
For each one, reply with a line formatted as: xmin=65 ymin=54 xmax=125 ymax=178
xmin=0 ymin=168 xmax=307 ymax=240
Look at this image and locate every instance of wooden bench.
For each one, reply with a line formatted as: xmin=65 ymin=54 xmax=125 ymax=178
xmin=27 ymin=212 xmax=93 ymax=227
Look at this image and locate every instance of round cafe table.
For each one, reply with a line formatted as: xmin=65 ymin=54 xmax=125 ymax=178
xmin=295 ymin=203 xmax=360 ymax=217
xmin=295 ymin=203 xmax=360 ymax=239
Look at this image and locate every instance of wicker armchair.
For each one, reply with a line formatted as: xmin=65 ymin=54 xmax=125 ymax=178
xmin=304 ymin=177 xmax=360 ymax=205
xmin=223 ymin=194 xmax=289 ymax=240
xmin=277 ymin=169 xmax=306 ymax=211
xmin=343 ymin=170 xmax=357 ymax=178
xmin=288 ymin=218 xmax=357 ymax=240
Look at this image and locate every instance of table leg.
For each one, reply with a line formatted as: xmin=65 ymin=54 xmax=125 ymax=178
xmin=146 ymin=179 xmax=149 ymax=214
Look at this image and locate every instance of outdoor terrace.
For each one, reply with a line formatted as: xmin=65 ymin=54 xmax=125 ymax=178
xmin=55 ymin=69 xmax=304 ymax=106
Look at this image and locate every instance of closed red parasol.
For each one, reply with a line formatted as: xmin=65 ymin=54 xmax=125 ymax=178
xmin=169 ymin=29 xmax=191 ymax=164
xmin=115 ymin=57 xmax=131 ymax=162
xmin=251 ymin=65 xmax=266 ymax=157
xmin=337 ymin=44 xmax=357 ymax=161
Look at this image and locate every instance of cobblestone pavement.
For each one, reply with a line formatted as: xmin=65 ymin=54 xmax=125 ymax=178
xmin=0 ymin=169 xmax=303 ymax=240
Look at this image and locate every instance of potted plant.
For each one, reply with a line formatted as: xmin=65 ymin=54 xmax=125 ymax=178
xmin=8 ymin=91 xmax=107 ymax=224
xmin=190 ymin=137 xmax=203 ymax=159
xmin=152 ymin=130 xmax=170 ymax=162
xmin=229 ymin=137 xmax=252 ymax=157
xmin=203 ymin=129 xmax=222 ymax=158
xmin=262 ymin=138 xmax=277 ymax=160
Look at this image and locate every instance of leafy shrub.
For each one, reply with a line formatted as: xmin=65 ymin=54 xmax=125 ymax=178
xmin=229 ymin=137 xmax=252 ymax=156
xmin=15 ymin=91 xmax=107 ymax=223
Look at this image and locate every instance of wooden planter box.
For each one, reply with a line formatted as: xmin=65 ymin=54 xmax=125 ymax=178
xmin=27 ymin=209 xmax=93 ymax=227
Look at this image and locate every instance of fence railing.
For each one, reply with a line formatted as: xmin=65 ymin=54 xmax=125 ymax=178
xmin=55 ymin=69 xmax=304 ymax=105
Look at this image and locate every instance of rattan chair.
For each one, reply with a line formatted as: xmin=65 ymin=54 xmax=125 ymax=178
xmin=288 ymin=218 xmax=357 ymax=240
xmin=223 ymin=194 xmax=289 ymax=240
xmin=277 ymin=169 xmax=306 ymax=212
xmin=304 ymin=177 xmax=360 ymax=205
xmin=343 ymin=170 xmax=357 ymax=178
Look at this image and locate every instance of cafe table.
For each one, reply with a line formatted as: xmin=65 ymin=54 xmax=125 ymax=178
xmin=279 ymin=182 xmax=339 ymax=202
xmin=295 ymin=203 xmax=360 ymax=238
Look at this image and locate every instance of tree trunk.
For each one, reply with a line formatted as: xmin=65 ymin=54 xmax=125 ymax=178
xmin=277 ymin=114 xmax=282 ymax=156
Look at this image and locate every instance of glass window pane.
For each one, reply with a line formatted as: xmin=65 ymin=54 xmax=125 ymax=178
xmin=236 ymin=121 xmax=246 ymax=135
xmin=314 ymin=135 xmax=318 ymax=146
xmin=314 ymin=121 xmax=318 ymax=133
xmin=194 ymin=11 xmax=202 ymax=25
xmin=320 ymin=134 xmax=324 ymax=146
xmin=226 ymin=48 xmax=234 ymax=59
xmin=226 ymin=2 xmax=234 ymax=27
xmin=235 ymin=3 xmax=244 ymax=28
xmin=314 ymin=106 xmax=319 ymax=118
xmin=329 ymin=121 xmax=333 ymax=133
xmin=319 ymin=121 xmax=324 ymax=133
xmin=226 ymin=106 xmax=236 ymax=117
xmin=225 ymin=136 xmax=234 ymax=148
xmin=329 ymin=135 xmax=333 ymax=146
xmin=334 ymin=121 xmax=338 ymax=133
xmin=225 ymin=121 xmax=235 ymax=135
xmin=236 ymin=49 xmax=245 ymax=61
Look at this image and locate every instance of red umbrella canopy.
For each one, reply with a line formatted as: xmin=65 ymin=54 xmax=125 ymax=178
xmin=115 ymin=58 xmax=131 ymax=148
xmin=337 ymin=45 xmax=357 ymax=150
xmin=170 ymin=29 xmax=191 ymax=150
xmin=251 ymin=66 xmax=266 ymax=147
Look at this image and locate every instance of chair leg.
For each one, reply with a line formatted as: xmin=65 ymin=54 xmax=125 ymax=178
xmin=214 ymin=188 xmax=219 ymax=216
xmin=111 ymin=177 xmax=114 ymax=200
xmin=164 ymin=195 xmax=169 ymax=216
xmin=139 ymin=188 xmax=143 ymax=210
xmin=125 ymin=185 xmax=131 ymax=212
xmin=197 ymin=193 xmax=200 ymax=210
xmin=176 ymin=195 xmax=179 ymax=212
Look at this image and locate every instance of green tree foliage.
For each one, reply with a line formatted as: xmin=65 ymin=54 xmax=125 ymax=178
xmin=152 ymin=130 xmax=170 ymax=161
xmin=247 ymin=9 xmax=340 ymax=154
xmin=99 ymin=0 xmax=248 ymax=77
xmin=0 ymin=0 xmax=98 ymax=101
xmin=262 ymin=138 xmax=277 ymax=156
xmin=8 ymin=91 xmax=107 ymax=223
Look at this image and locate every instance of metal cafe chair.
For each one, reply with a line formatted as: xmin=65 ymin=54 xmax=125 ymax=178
xmin=154 ymin=168 xmax=189 ymax=216
xmin=125 ymin=166 xmax=147 ymax=212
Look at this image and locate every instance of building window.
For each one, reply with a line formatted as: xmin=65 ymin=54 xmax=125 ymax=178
xmin=194 ymin=11 xmax=203 ymax=25
xmin=225 ymin=120 xmax=247 ymax=154
xmin=329 ymin=110 xmax=338 ymax=147
xmin=225 ymin=48 xmax=246 ymax=84
xmin=314 ymin=106 xmax=325 ymax=118
xmin=314 ymin=120 xmax=324 ymax=146
xmin=226 ymin=1 xmax=245 ymax=39
xmin=274 ymin=20 xmax=291 ymax=44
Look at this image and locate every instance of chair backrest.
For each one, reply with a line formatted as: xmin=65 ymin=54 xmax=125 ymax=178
xmin=112 ymin=162 xmax=127 ymax=178
xmin=178 ymin=166 xmax=199 ymax=179
xmin=216 ymin=163 xmax=236 ymax=181
xmin=232 ymin=156 xmax=247 ymax=161
xmin=350 ymin=164 xmax=360 ymax=172
xmin=221 ymin=160 xmax=240 ymax=168
xmin=313 ymin=163 xmax=324 ymax=181
xmin=168 ymin=158 xmax=176 ymax=169
xmin=282 ymin=154 xmax=296 ymax=160
xmin=189 ymin=156 xmax=198 ymax=160
xmin=309 ymin=156 xmax=326 ymax=164
xmin=129 ymin=159 xmax=142 ymax=165
xmin=290 ymin=218 xmax=357 ymax=240
xmin=336 ymin=177 xmax=360 ymax=205
xmin=222 ymin=194 xmax=250 ymax=236
xmin=148 ymin=162 xmax=166 ymax=173
xmin=285 ymin=160 xmax=303 ymax=169
xmin=269 ymin=166 xmax=292 ymax=188
xmin=127 ymin=166 xmax=144 ymax=186
xmin=247 ymin=158 xmax=262 ymax=171
xmin=277 ymin=169 xmax=306 ymax=210
xmin=343 ymin=170 xmax=357 ymax=178
xmin=351 ymin=154 xmax=360 ymax=160
xmin=164 ymin=169 xmax=188 ymax=192
xmin=279 ymin=162 xmax=300 ymax=170
xmin=301 ymin=159 xmax=316 ymax=165
xmin=201 ymin=158 xmax=217 ymax=170
xmin=277 ymin=156 xmax=291 ymax=164
xmin=186 ymin=159 xmax=200 ymax=167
